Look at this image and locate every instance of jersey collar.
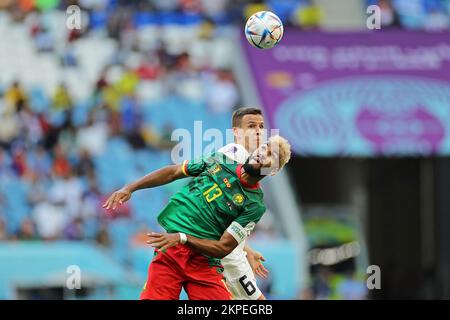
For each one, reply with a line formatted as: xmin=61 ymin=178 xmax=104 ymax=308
xmin=236 ymin=164 xmax=260 ymax=190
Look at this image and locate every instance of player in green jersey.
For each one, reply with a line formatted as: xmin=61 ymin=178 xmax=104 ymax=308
xmin=103 ymin=128 xmax=291 ymax=300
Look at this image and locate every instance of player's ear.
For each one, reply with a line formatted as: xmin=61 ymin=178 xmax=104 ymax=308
xmin=232 ymin=127 xmax=241 ymax=141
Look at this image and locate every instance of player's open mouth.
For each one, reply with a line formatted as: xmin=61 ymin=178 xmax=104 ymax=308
xmin=254 ymin=155 xmax=265 ymax=164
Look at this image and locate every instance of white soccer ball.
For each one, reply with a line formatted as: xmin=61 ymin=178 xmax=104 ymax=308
xmin=245 ymin=11 xmax=284 ymax=49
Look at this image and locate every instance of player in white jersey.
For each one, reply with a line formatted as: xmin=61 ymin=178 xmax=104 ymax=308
xmin=218 ymin=141 xmax=268 ymax=300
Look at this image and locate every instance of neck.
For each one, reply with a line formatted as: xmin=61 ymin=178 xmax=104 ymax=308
xmin=240 ymin=168 xmax=263 ymax=186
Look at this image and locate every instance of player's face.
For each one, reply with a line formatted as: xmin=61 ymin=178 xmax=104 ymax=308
xmin=248 ymin=142 xmax=280 ymax=172
xmin=235 ymin=114 xmax=265 ymax=153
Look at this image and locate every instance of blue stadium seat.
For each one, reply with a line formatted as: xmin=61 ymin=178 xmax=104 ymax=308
xmin=267 ymin=0 xmax=300 ymax=21
xmin=130 ymin=245 xmax=153 ymax=279
xmin=108 ymin=218 xmax=138 ymax=264
xmin=29 ymin=87 xmax=50 ymax=113
xmin=0 ymin=179 xmax=31 ymax=233
xmin=133 ymin=12 xmax=159 ymax=28
xmin=182 ymin=13 xmax=203 ymax=26
xmin=158 ymin=12 xmax=182 ymax=25
xmin=71 ymin=102 xmax=91 ymax=126
xmin=90 ymin=10 xmax=109 ymax=30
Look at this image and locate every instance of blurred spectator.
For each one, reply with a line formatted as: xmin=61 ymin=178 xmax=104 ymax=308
xmin=4 ymin=81 xmax=27 ymax=114
xmin=126 ymin=127 xmax=147 ymax=150
xmin=75 ymin=149 xmax=95 ymax=177
xmin=49 ymin=169 xmax=84 ymax=218
xmin=27 ymin=173 xmax=49 ymax=206
xmin=18 ymin=0 xmax=34 ymax=12
xmin=313 ymin=267 xmax=333 ymax=300
xmin=16 ymin=218 xmax=38 ymax=241
xmin=76 ymin=112 xmax=109 ymax=156
xmin=32 ymin=195 xmax=67 ymax=240
xmin=135 ymin=57 xmax=162 ymax=80
xmin=11 ymin=147 xmax=29 ymax=178
xmin=80 ymin=180 xmax=103 ymax=220
xmin=378 ymin=0 xmax=400 ymax=28
xmin=200 ymin=0 xmax=228 ymax=20
xmin=120 ymin=94 xmax=141 ymax=134
xmin=61 ymin=44 xmax=79 ymax=67
xmin=52 ymin=84 xmax=74 ymax=111
xmin=0 ymin=113 xmax=21 ymax=150
xmin=206 ymin=69 xmax=239 ymax=114
xmin=141 ymin=123 xmax=177 ymax=150
xmin=52 ymin=144 xmax=72 ymax=177
xmin=116 ymin=68 xmax=140 ymax=97
xmin=18 ymin=105 xmax=44 ymax=145
xmin=58 ymin=122 xmax=78 ymax=159
xmin=95 ymin=221 xmax=111 ymax=248
xmin=0 ymin=148 xmax=13 ymax=179
xmin=28 ymin=145 xmax=52 ymax=180
xmin=64 ymin=217 xmax=85 ymax=240
xmin=0 ymin=216 xmax=7 ymax=241
xmin=95 ymin=67 xmax=110 ymax=94
xmin=294 ymin=0 xmax=323 ymax=29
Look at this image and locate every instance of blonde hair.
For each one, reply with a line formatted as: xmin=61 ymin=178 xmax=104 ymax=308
xmin=267 ymin=135 xmax=291 ymax=173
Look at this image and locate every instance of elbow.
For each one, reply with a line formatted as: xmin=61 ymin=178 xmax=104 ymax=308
xmin=215 ymin=252 xmax=227 ymax=259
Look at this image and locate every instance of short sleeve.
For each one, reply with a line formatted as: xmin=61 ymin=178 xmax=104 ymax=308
xmin=226 ymin=203 xmax=266 ymax=244
xmin=181 ymin=153 xmax=213 ymax=177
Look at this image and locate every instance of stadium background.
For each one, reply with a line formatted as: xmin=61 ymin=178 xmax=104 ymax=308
xmin=0 ymin=0 xmax=449 ymax=300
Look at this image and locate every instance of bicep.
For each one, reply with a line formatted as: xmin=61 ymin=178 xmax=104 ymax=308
xmin=228 ymin=206 xmax=265 ymax=244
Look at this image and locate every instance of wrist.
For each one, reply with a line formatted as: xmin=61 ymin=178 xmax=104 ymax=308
xmin=244 ymin=246 xmax=254 ymax=255
xmin=179 ymin=232 xmax=187 ymax=245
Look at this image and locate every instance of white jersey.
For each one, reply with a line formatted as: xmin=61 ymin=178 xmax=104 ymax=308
xmin=218 ymin=143 xmax=263 ymax=300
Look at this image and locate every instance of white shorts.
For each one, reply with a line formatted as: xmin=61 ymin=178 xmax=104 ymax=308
xmin=222 ymin=243 xmax=262 ymax=300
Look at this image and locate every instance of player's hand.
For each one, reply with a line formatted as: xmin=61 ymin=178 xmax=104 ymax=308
xmin=247 ymin=250 xmax=269 ymax=279
xmin=146 ymin=232 xmax=180 ymax=252
xmin=102 ymin=186 xmax=132 ymax=210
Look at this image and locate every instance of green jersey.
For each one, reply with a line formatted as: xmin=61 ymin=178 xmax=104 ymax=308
xmin=157 ymin=152 xmax=266 ymax=244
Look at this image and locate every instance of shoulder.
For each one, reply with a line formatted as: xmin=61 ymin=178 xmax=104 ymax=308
xmin=244 ymin=194 xmax=266 ymax=213
xmin=218 ymin=143 xmax=249 ymax=164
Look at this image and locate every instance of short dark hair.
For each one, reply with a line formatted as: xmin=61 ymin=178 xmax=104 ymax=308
xmin=232 ymin=107 xmax=263 ymax=127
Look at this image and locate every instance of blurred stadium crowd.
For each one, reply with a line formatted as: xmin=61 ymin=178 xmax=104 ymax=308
xmin=0 ymin=0 xmax=449 ymax=300
xmin=0 ymin=0 xmax=282 ymax=270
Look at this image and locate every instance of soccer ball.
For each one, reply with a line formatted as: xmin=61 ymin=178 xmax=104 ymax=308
xmin=245 ymin=11 xmax=284 ymax=49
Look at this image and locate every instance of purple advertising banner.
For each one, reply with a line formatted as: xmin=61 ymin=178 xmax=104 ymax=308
xmin=243 ymin=30 xmax=450 ymax=156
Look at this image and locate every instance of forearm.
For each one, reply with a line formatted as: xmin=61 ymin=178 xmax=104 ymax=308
xmin=186 ymin=234 xmax=237 ymax=259
xmin=126 ymin=165 xmax=183 ymax=192
xmin=244 ymin=245 xmax=254 ymax=255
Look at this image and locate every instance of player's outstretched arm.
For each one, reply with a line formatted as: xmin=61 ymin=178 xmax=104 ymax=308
xmin=244 ymin=246 xmax=269 ymax=279
xmin=147 ymin=231 xmax=239 ymax=259
xmin=103 ymin=164 xmax=186 ymax=210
